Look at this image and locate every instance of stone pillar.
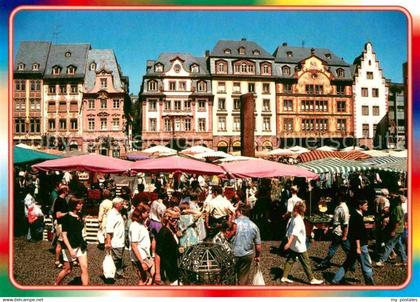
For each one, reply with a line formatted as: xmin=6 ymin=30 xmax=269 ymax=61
xmin=240 ymin=93 xmax=255 ymax=157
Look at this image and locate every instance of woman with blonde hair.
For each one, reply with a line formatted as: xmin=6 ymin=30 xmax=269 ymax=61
xmin=281 ymin=201 xmax=323 ymax=285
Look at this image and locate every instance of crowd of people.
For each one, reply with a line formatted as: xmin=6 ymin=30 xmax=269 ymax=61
xmin=13 ymin=165 xmax=408 ymax=286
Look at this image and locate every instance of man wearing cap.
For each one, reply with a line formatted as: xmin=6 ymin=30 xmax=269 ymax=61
xmin=105 ymin=197 xmax=126 ymax=279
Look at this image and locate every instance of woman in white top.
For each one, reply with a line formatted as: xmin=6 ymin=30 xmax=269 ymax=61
xmin=129 ymin=204 xmax=154 ymax=285
xmin=282 ymin=202 xmax=323 ymax=285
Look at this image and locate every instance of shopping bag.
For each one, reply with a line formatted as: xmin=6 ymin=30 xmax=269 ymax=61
xmin=252 ymin=263 xmax=265 ymax=285
xmin=103 ymin=251 xmax=116 ymax=279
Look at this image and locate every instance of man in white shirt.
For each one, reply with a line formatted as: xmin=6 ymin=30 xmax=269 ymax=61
xmin=285 ymin=186 xmax=302 ymax=217
xmin=105 ymin=197 xmax=126 ymax=279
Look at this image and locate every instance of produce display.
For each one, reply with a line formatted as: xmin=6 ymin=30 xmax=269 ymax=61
xmin=306 ymin=213 xmax=332 ymax=224
xmin=363 ymin=215 xmax=375 ymax=222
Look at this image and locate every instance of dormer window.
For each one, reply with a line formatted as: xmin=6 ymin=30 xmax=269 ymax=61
xmin=174 ymin=64 xmax=181 ymax=73
xmin=325 ymin=53 xmax=331 ymax=59
xmin=197 ymin=80 xmax=207 ymax=92
xmin=90 ymin=62 xmax=96 ymax=71
xmin=282 ymin=65 xmax=291 ymax=76
xmin=191 ymin=64 xmax=199 ymax=73
xmin=336 ymin=68 xmax=345 ymax=78
xmin=17 ymin=63 xmax=25 ymax=71
xmin=238 ymin=47 xmax=246 ymax=55
xmin=224 ymin=48 xmax=231 ymax=54
xmin=148 ymin=80 xmax=158 ymax=91
xmin=65 ymin=51 xmax=71 ymax=57
xmin=32 ymin=63 xmax=39 ymax=71
xmin=67 ymin=65 xmax=76 ymax=75
xmin=286 ymin=51 xmax=293 ymax=57
xmin=155 ymin=63 xmax=163 ymax=72
xmin=52 ymin=65 xmax=61 ymax=75
xmin=252 ymin=50 xmax=260 ymax=55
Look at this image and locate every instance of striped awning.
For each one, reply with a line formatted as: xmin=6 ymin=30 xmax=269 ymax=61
xmin=298 ymin=150 xmax=370 ymax=163
xmin=298 ymin=157 xmax=373 ymax=174
xmin=362 ymin=156 xmax=407 ymax=172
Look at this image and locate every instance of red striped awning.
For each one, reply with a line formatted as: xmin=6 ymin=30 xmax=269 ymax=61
xmin=298 ymin=150 xmax=370 ymax=163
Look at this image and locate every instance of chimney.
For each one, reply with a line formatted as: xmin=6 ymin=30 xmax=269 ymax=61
xmin=205 ymin=50 xmax=210 ymax=57
xmin=311 ymin=48 xmax=315 ymax=54
xmin=241 ymin=38 xmax=247 ymax=41
xmin=282 ymin=42 xmax=288 ymax=47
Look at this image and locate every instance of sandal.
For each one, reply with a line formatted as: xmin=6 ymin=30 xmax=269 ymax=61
xmin=55 ymin=261 xmax=63 ymax=269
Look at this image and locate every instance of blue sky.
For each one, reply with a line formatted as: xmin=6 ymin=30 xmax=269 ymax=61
xmin=13 ymin=10 xmax=408 ymax=95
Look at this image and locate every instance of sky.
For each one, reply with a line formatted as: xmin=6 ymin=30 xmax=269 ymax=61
xmin=12 ymin=10 xmax=408 ymax=95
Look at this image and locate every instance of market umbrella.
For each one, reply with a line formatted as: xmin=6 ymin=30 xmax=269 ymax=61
xmin=126 ymin=151 xmax=150 ymax=161
xmin=220 ymin=158 xmax=318 ymax=179
xmin=180 ymin=145 xmax=214 ymax=155
xmin=288 ymin=146 xmax=310 ymax=154
xmin=269 ymin=148 xmax=295 ymax=156
xmin=298 ymin=150 xmax=370 ymax=163
xmin=32 ymin=153 xmax=132 ymax=174
xmin=141 ymin=145 xmax=177 ymax=156
xmin=130 ymin=155 xmax=225 ymax=176
xmin=362 ymin=156 xmax=407 ymax=172
xmin=298 ymin=157 xmax=373 ymax=174
xmin=316 ymin=146 xmax=337 ymax=152
xmin=14 ymin=146 xmax=63 ymax=165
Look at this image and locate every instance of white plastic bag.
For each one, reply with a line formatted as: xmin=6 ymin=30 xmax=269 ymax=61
xmin=252 ymin=263 xmax=265 ymax=285
xmin=103 ymin=252 xmax=116 ymax=279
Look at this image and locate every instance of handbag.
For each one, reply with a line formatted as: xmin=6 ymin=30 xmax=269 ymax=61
xmin=252 ymin=263 xmax=265 ymax=285
xmin=103 ymin=251 xmax=116 ymax=279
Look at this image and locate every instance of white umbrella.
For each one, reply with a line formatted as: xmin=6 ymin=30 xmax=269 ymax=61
xmin=269 ymin=148 xmax=295 ymax=156
xmin=194 ymin=150 xmax=233 ymax=160
xmin=317 ymin=145 xmax=338 ymax=151
xmin=389 ymin=149 xmax=407 ymax=158
xmin=217 ymin=155 xmax=254 ymax=163
xmin=142 ymin=145 xmax=177 ymax=155
xmin=341 ymin=146 xmax=364 ymax=151
xmin=288 ymin=146 xmax=310 ymax=154
xmin=180 ymin=145 xmax=214 ymax=155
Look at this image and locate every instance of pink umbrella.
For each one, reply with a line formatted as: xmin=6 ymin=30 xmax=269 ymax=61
xmin=32 ymin=153 xmax=132 ymax=174
xmin=130 ymin=155 xmax=225 ymax=176
xmin=220 ymin=158 xmax=318 ymax=179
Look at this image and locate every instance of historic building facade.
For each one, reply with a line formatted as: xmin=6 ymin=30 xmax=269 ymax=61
xmin=13 ymin=41 xmax=51 ymax=146
xmin=274 ymin=43 xmax=354 ymax=148
xmin=140 ymin=53 xmax=213 ymax=149
xmin=352 ymin=42 xmax=389 ymax=148
xmin=208 ymin=39 xmax=277 ymax=152
xmin=387 ymin=82 xmax=406 ymax=148
xmin=81 ymin=49 xmax=129 ymax=157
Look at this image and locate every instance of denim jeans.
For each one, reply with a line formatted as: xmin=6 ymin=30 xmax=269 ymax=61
xmin=332 ymin=244 xmax=374 ymax=285
xmin=381 ymin=233 xmax=407 ymax=264
xmin=320 ymin=234 xmax=351 ymax=266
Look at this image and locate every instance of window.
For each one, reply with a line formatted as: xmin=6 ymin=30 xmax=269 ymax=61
xmin=65 ymin=51 xmax=71 ymax=57
xmin=52 ymin=66 xmax=61 ymax=75
xmin=155 ymin=64 xmax=163 ymax=72
xmin=362 ymin=106 xmax=369 ymax=116
xmin=100 ymin=78 xmax=107 ymax=89
xmin=173 ymin=64 xmax=181 ymax=73
xmin=164 ymin=119 xmax=172 ymax=132
xmin=88 ymin=99 xmax=95 ymax=109
xmin=90 ymin=62 xmax=96 ymax=71
xmin=59 ymin=101 xmax=66 ymax=112
xmin=263 ymin=117 xmax=271 ymax=131
xmin=148 ymin=80 xmax=158 ymax=91
xmin=361 ymin=87 xmax=368 ymax=97
xmin=372 ymin=88 xmax=379 ymax=97
xmin=17 ymin=63 xmax=25 ymax=71
xmin=284 ymin=83 xmax=292 ymax=93
xmin=48 ymin=101 xmax=55 ymax=112
xmin=113 ymin=99 xmax=120 ymax=109
xmin=49 ymin=119 xmax=56 ymax=130
xmin=317 ymin=119 xmax=328 ymax=131
xmin=263 ymin=99 xmax=270 ymax=111
xmin=217 ymin=61 xmax=227 ymax=73
xmin=197 ymin=81 xmax=207 ymax=92
xmin=70 ymin=119 xmax=78 ymax=130
xmin=233 ymin=116 xmax=241 ymax=132
xmin=100 ymin=118 xmax=107 ymax=130
xmin=174 ymin=100 xmax=182 ymax=110
xmin=224 ymin=48 xmax=231 ymax=54
xmin=30 ymin=99 xmax=35 ymax=110
xmin=261 ymin=64 xmax=271 ymax=75
xmin=88 ymin=118 xmax=95 ymax=130
xmin=112 ymin=118 xmax=119 ymax=130
xmin=233 ymin=98 xmax=241 ymax=110
xmin=169 ymin=81 xmax=176 ymax=91
xmin=283 ymin=118 xmax=293 ymax=132
xmin=305 ymin=85 xmax=323 ymax=95
xmin=70 ymin=84 xmax=78 ymax=94
xmin=198 ymin=118 xmax=206 ymax=132
xmin=253 ymin=50 xmax=260 ymax=55
xmin=48 ymin=85 xmax=56 ymax=94
xmin=70 ymin=101 xmax=78 ymax=112
xmin=59 ymin=119 xmax=67 ymax=130
xmin=191 ymin=64 xmax=199 ymax=73
xmin=301 ymin=119 xmax=328 ymax=131
xmin=282 ymin=66 xmax=291 ymax=76
xmin=149 ymin=100 xmax=157 ymax=111
xmin=67 ymin=66 xmax=76 ymax=75
xmin=336 ymin=68 xmax=345 ymax=78
xmin=101 ymin=99 xmax=107 ymax=109
xmin=198 ymin=100 xmax=206 ymax=111
xmin=218 ymin=117 xmax=226 ymax=131
xmin=362 ymin=124 xmax=369 ymax=137
xmin=337 ymin=100 xmax=346 ymax=112
xmin=315 ymin=100 xmax=328 ymax=112
xmin=149 ymin=118 xmax=157 ymax=131
xmin=337 ymin=119 xmax=346 ymax=131
xmin=59 ymin=85 xmax=66 ymax=95
xmin=15 ymin=80 xmax=26 ymax=91
xmin=184 ymin=119 xmax=191 ymax=131
xmin=367 ymin=72 xmax=374 ymax=79
xmin=373 ymin=124 xmax=377 ymax=134
xmin=337 ymin=85 xmax=345 ymax=95
xmin=248 ymin=83 xmax=255 ymax=93
xmin=30 ymin=80 xmax=41 ymax=91
xmin=164 ymin=101 xmax=171 ymax=110
xmin=238 ymin=47 xmax=245 ymax=55
xmin=301 ymin=100 xmax=313 ymax=112
xmin=325 ymin=53 xmax=331 ymax=59
xmin=283 ymin=99 xmax=293 ymax=112
xmin=184 ymin=100 xmax=191 ymax=110
xmin=286 ymin=51 xmax=293 ymax=57
xmin=30 ymin=118 xmax=41 ymax=133
xmin=15 ymin=118 xmax=25 ymax=133
xmin=373 ymin=106 xmax=380 ymax=116
xmin=178 ymin=81 xmax=186 ymax=91
xmin=262 ymin=83 xmax=270 ymax=94
xmin=217 ymin=82 xmax=226 ymax=93
xmin=218 ymin=98 xmax=226 ymax=111
xmin=15 ymin=99 xmax=25 ymax=111
xmin=233 ymin=61 xmax=255 ymax=74
xmin=233 ymin=82 xmax=241 ymax=94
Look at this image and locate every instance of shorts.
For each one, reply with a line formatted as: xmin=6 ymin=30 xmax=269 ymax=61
xmin=62 ymin=247 xmax=87 ymax=262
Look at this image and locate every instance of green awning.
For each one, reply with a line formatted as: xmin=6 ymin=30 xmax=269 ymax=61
xmin=297 ymin=157 xmax=373 ymax=174
xmin=13 ymin=146 xmax=63 ymax=165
